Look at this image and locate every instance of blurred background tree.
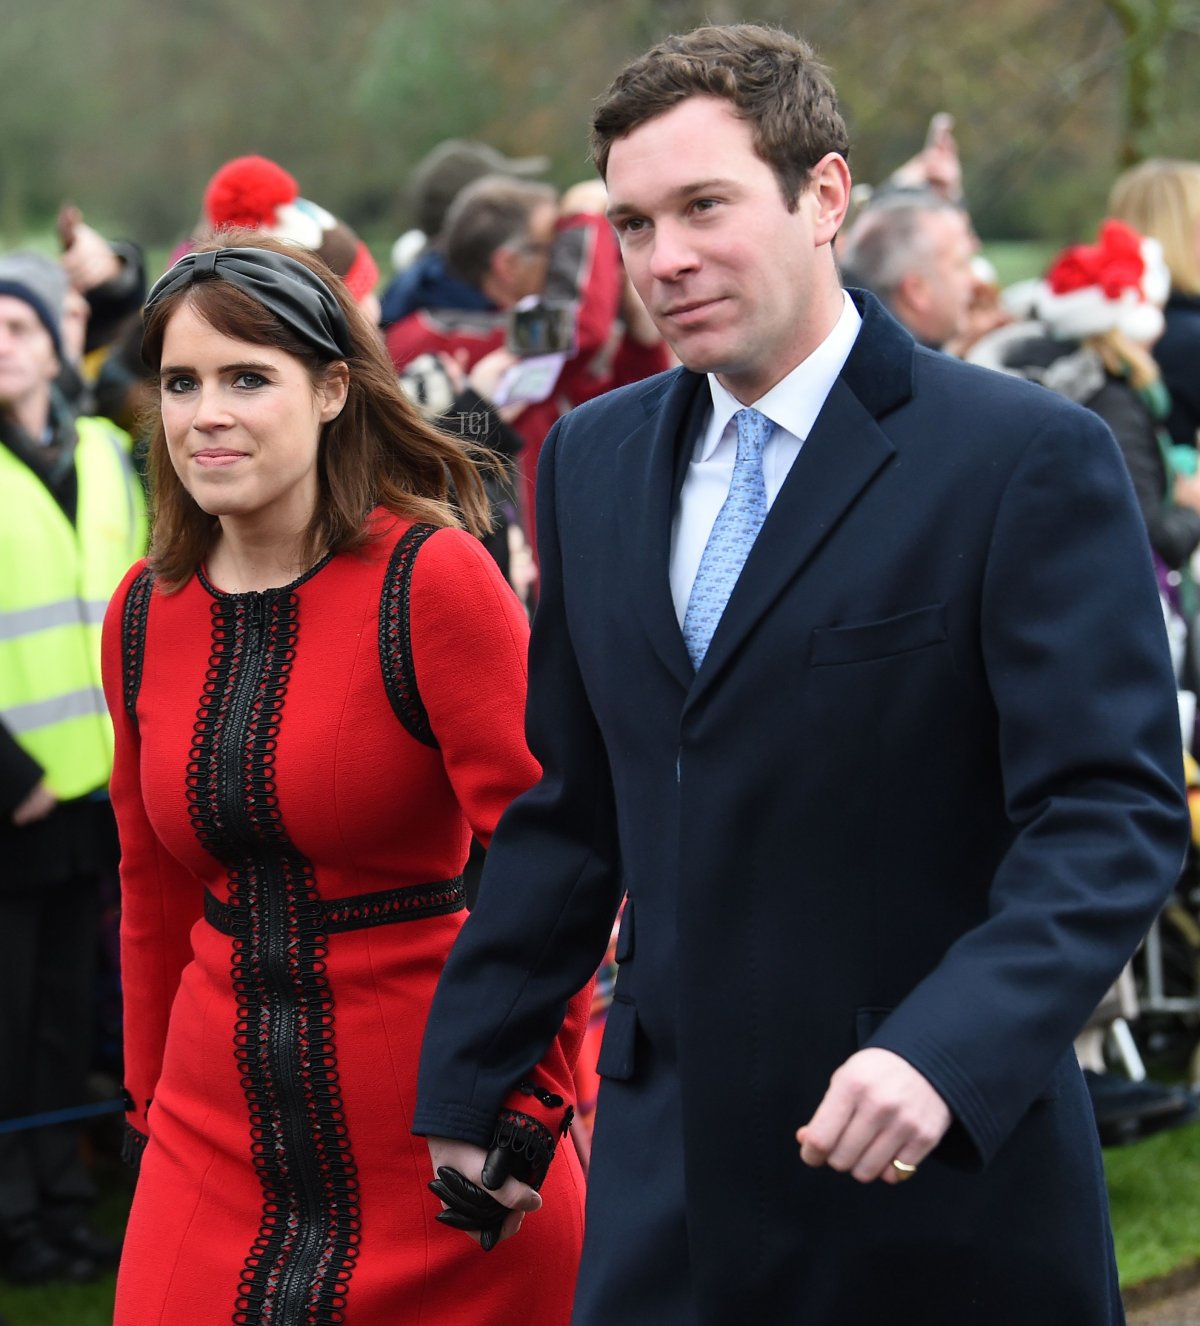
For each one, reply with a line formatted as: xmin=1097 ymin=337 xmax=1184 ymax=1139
xmin=1 ymin=0 xmax=1197 ymax=254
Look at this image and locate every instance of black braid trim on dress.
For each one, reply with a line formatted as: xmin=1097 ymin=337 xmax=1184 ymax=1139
xmin=379 ymin=523 xmax=439 ymax=748
xmin=204 ymin=875 xmax=465 ymax=936
xmin=120 ymin=566 xmax=156 ymax=726
xmin=186 ymin=588 xmax=360 ymax=1326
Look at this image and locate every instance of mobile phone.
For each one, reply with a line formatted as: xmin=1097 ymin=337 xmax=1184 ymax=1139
xmin=925 ymin=113 xmax=954 ymax=150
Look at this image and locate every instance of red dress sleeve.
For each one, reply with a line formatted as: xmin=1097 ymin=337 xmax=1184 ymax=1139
xmin=407 ymin=528 xmax=591 ymax=1174
xmin=101 ymin=564 xmax=205 ymax=1161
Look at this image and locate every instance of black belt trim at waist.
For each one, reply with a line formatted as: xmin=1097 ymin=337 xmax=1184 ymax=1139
xmin=203 ymin=875 xmax=466 ymax=936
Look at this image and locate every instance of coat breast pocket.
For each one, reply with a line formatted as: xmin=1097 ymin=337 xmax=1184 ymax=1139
xmin=810 ymin=604 xmax=948 ymax=668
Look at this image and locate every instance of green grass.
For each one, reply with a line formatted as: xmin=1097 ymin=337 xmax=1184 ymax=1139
xmin=1107 ymin=1120 xmax=1200 ymax=1287
xmin=0 ymin=1161 xmax=131 ymax=1326
xmin=3 ymin=1123 xmax=1199 ymax=1317
xmin=981 ymin=238 xmax=1060 ymax=288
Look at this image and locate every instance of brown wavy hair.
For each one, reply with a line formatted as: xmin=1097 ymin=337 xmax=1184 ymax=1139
xmin=140 ymin=232 xmax=493 ymax=590
xmin=590 ymin=23 xmax=848 ymax=212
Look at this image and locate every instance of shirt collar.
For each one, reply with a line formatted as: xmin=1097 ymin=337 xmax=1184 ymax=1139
xmin=702 ymin=290 xmax=862 ymax=459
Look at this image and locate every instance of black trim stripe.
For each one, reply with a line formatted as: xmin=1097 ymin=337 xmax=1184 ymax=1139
xmin=379 ymin=523 xmax=439 ymax=748
xmin=205 ymin=876 xmax=465 ymax=937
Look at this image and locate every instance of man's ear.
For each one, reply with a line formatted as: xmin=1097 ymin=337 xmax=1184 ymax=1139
xmin=808 ymin=153 xmax=853 ymax=246
xmin=894 ymin=269 xmax=930 ymax=318
xmin=485 ymin=246 xmax=519 ymax=305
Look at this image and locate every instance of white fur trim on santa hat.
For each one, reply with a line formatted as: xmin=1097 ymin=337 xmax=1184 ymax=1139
xmin=264 ymin=199 xmax=338 ymax=251
xmin=1036 ymin=283 xmax=1164 ymax=343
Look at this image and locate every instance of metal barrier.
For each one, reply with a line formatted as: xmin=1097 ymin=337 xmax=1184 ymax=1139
xmin=0 ymin=1098 xmax=125 ymax=1136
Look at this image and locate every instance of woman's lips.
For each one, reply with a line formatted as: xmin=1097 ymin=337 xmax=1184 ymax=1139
xmin=193 ymin=450 xmax=245 ymax=467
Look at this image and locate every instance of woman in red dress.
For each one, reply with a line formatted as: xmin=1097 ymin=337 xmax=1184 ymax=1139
xmin=101 ymin=237 xmax=586 ymax=1325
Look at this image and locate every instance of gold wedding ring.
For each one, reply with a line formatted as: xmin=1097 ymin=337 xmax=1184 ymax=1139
xmin=891 ymin=1159 xmax=918 ymax=1181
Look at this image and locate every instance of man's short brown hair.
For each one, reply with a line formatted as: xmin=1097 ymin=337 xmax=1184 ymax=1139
xmin=591 ymin=24 xmax=849 ymax=212
xmin=443 ymin=176 xmax=557 ymax=290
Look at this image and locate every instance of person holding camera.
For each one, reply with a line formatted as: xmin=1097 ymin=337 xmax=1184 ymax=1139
xmin=387 ymin=173 xmax=668 ymax=552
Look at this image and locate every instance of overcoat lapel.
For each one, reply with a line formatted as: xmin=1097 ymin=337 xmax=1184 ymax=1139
xmin=615 ymin=370 xmax=709 ymax=691
xmin=686 ymin=294 xmax=915 ymax=707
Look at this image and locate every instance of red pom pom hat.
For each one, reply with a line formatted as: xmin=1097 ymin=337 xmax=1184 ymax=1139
xmin=203 ymin=155 xmax=379 ymax=302
xmin=1036 ymin=219 xmax=1170 ymax=344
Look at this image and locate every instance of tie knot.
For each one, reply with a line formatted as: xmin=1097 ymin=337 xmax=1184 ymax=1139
xmin=734 ymin=407 xmax=773 ymax=461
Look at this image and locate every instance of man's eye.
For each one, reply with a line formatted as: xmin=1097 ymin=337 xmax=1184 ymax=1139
xmin=619 ymin=217 xmax=648 ymax=236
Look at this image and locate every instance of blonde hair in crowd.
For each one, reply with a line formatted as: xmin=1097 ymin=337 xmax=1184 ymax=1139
xmin=1110 ymin=159 xmax=1200 ymax=297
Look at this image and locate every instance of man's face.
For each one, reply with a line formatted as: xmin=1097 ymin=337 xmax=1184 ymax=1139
xmin=507 ymin=200 xmax=558 ymax=303
xmin=910 ymin=209 xmax=976 ymax=347
xmin=605 ymin=96 xmax=840 ymax=403
xmin=0 ymin=294 xmax=58 ymax=419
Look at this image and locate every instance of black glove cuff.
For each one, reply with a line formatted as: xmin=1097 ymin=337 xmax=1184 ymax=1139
xmin=486 ymin=1109 xmax=563 ymax=1191
xmin=122 ymin=1122 xmax=148 ymax=1171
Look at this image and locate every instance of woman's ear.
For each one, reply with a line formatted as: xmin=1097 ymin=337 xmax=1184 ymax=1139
xmin=319 ymin=361 xmax=350 ymax=423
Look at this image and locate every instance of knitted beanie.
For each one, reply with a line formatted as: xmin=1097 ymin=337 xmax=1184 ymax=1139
xmin=1037 ymin=219 xmax=1170 ymax=343
xmin=203 ymin=155 xmax=379 ymax=301
xmin=409 ymin=139 xmax=549 ymax=239
xmin=0 ymin=251 xmax=67 ymax=357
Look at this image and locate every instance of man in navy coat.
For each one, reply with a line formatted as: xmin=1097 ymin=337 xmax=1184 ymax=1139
xmin=414 ymin=23 xmax=1189 ymax=1325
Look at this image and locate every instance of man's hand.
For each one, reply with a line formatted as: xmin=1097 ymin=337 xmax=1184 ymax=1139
xmin=796 ymin=1048 xmax=951 ymax=1184
xmin=12 ymin=780 xmax=56 ymax=827
xmin=58 ymin=206 xmax=123 ymax=292
xmin=466 ymin=347 xmax=524 ymax=423
xmin=1172 ymin=473 xmax=1200 ymax=515
xmin=426 ymin=1136 xmax=541 ymax=1250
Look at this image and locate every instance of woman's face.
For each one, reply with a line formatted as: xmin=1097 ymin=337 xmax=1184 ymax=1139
xmin=158 ymin=300 xmax=346 ymax=533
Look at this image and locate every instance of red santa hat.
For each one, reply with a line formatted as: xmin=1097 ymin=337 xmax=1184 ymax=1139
xmin=202 ymin=155 xmax=379 ymax=302
xmin=1036 ymin=219 xmax=1169 ymax=343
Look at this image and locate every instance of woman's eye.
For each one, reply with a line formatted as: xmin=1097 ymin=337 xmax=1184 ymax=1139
xmin=234 ymin=372 xmax=267 ymax=389
xmin=162 ymin=375 xmax=196 ymax=394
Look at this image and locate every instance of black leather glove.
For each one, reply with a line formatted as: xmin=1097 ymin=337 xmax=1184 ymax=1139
xmin=428 ymin=1166 xmax=508 ymax=1252
xmin=481 ymin=1137 xmax=537 ymax=1191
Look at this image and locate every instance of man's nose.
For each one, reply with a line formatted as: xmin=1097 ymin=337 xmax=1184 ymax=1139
xmin=647 ymin=221 xmax=700 ymax=282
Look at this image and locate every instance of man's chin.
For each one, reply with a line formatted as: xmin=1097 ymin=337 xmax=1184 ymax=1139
xmin=664 ymin=336 xmax=729 ymax=377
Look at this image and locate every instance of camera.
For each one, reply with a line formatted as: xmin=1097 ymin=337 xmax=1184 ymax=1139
xmin=506 ymin=298 xmax=576 ymax=357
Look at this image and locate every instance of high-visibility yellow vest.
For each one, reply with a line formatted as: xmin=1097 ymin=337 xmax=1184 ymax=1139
xmin=0 ymin=417 xmax=147 ymax=799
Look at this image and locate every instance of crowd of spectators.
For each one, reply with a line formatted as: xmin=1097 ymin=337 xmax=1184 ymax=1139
xmin=3 ymin=113 xmax=1200 ymax=1300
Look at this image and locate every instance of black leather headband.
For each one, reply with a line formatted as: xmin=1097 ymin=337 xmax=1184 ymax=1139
xmin=144 ymin=247 xmax=352 ymax=361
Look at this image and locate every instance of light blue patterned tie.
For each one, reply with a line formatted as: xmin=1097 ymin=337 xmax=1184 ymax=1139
xmin=682 ymin=407 xmax=774 ymax=670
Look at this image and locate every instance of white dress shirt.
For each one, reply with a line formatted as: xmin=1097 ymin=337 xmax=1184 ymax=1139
xmin=669 ymin=291 xmax=862 ymax=625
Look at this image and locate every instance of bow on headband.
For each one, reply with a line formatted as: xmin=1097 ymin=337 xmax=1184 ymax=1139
xmin=144 ymin=246 xmax=352 ymax=361
xmin=1046 ymin=220 xmax=1149 ymax=301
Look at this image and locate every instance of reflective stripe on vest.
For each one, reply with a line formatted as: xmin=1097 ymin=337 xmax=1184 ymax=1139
xmin=0 ymin=597 xmax=109 ymax=641
xmin=0 ymin=417 xmax=147 ymax=799
xmin=4 ymin=686 xmax=108 ymax=734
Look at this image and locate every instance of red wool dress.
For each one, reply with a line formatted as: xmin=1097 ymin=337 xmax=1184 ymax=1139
xmin=101 ymin=514 xmax=586 ymax=1326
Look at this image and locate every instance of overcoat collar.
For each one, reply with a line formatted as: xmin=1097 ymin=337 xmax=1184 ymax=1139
xmin=615 ymin=289 xmax=916 ymax=699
